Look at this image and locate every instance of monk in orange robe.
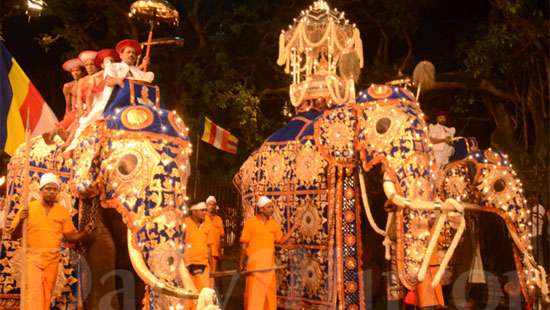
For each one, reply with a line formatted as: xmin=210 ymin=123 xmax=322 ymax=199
xmin=183 ymin=202 xmax=215 ymax=309
xmin=205 ymin=195 xmax=224 ymax=272
xmin=239 ymin=196 xmax=299 ymax=310
xmin=8 ymin=173 xmax=94 ymax=310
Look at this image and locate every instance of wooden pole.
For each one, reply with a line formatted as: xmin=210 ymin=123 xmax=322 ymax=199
xmin=193 ymin=127 xmax=201 ymax=199
xmin=20 ymin=105 xmax=32 ymax=309
xmin=142 ymin=22 xmax=155 ymax=72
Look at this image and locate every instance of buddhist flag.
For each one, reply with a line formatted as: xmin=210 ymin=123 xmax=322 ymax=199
xmin=0 ymin=41 xmax=58 ymax=156
xmin=200 ymin=116 xmax=238 ymax=154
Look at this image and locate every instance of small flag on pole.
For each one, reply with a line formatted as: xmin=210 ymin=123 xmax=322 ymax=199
xmin=200 ymin=116 xmax=238 ymax=154
xmin=0 ymin=41 xmax=58 ymax=156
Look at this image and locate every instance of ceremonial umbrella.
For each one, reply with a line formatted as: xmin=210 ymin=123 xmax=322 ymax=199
xmin=128 ymin=0 xmax=180 ymax=71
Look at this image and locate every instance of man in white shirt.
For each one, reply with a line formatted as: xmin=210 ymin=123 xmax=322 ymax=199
xmin=428 ymin=111 xmax=455 ymax=169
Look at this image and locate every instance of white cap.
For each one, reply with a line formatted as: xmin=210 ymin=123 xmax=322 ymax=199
xmin=206 ymin=196 xmax=217 ymax=204
xmin=190 ymin=202 xmax=207 ymax=211
xmin=257 ymin=196 xmax=272 ymax=208
xmin=40 ymin=173 xmax=60 ymax=189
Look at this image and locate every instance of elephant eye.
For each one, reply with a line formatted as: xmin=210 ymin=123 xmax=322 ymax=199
xmin=117 ymin=154 xmax=138 ymax=176
xmin=376 ymin=117 xmax=391 ymax=134
xmin=493 ymin=178 xmax=506 ymax=192
xmin=167 ymin=256 xmax=175 ymax=265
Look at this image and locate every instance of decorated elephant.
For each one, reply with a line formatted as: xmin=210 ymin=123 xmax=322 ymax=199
xmin=234 ymin=84 xmax=466 ymax=309
xmin=438 ymin=148 xmax=549 ymax=305
xmin=0 ymin=80 xmax=199 ymax=309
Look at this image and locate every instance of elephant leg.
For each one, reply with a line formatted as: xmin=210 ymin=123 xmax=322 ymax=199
xmin=83 ymin=205 xmax=120 ymax=309
xmin=102 ymin=208 xmax=145 ymax=309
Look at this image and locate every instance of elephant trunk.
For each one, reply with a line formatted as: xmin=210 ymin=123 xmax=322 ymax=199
xmin=127 ymin=229 xmax=198 ymax=300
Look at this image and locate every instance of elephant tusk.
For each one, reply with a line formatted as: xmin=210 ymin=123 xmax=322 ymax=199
xmin=417 ymin=213 xmax=447 ymax=282
xmin=127 ymin=229 xmax=198 ymax=299
xmin=358 ymin=168 xmax=386 ymax=236
xmin=432 ymin=215 xmax=466 ymax=288
xmin=382 ymin=175 xmax=463 ymax=212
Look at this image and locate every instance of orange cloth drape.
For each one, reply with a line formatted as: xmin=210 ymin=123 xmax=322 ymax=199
xmin=208 ymin=214 xmax=224 ymax=258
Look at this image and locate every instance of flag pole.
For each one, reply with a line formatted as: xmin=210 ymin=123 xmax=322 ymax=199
xmin=20 ymin=105 xmax=32 ymax=309
xmin=193 ymin=125 xmax=201 ymax=199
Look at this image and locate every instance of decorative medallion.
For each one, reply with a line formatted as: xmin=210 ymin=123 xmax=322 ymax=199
xmin=345 ymin=281 xmax=358 ymax=293
xmin=300 ymin=256 xmax=323 ymax=295
xmin=444 ymin=174 xmax=469 ymax=199
xmin=345 ymin=187 xmax=354 ymax=199
xmin=296 ymin=204 xmax=324 ymax=243
xmin=295 ymin=141 xmax=326 ymax=186
xmin=121 ymin=106 xmax=155 ymax=130
xmin=326 ymin=122 xmax=353 ymax=149
xmin=317 ymin=107 xmax=356 ymax=160
xmin=345 ymin=257 xmax=357 ymax=270
xmin=367 ymin=84 xmax=393 ymax=99
xmin=345 ymin=234 xmax=356 ymax=246
xmin=263 ymin=149 xmax=287 ymax=186
xmin=344 ymin=210 xmax=355 ymax=223
xmin=147 ymin=242 xmax=181 ymax=282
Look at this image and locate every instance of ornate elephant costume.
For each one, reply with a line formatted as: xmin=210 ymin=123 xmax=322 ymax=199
xmin=72 ymin=103 xmax=198 ymax=308
xmin=438 ymin=148 xmax=549 ymax=304
xmin=235 ymin=84 xmax=465 ymax=309
xmin=0 ymin=79 xmax=199 ymax=309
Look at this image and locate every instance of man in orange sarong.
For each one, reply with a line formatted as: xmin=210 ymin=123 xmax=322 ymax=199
xmin=183 ymin=202 xmax=216 ymax=309
xmin=239 ymin=196 xmax=300 ymax=310
xmin=206 ymin=195 xmax=224 ymax=273
xmin=8 ymin=173 xmax=95 ymax=310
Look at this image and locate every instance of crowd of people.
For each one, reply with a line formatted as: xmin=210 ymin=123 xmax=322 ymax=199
xmin=48 ymin=38 xmax=154 ymax=154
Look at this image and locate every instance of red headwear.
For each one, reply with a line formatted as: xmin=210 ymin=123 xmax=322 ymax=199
xmin=435 ymin=110 xmax=449 ymax=117
xmin=78 ymin=50 xmax=97 ymax=63
xmin=115 ymin=39 xmax=142 ymax=55
xmin=95 ymin=49 xmax=119 ymax=67
xmin=62 ymin=58 xmax=84 ymax=72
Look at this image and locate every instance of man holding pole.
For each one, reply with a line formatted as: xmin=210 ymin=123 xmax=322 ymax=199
xmin=239 ymin=196 xmax=299 ymax=310
xmin=8 ymin=173 xmax=94 ymax=310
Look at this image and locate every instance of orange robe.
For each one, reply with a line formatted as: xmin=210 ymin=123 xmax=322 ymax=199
xmin=208 ymin=214 xmax=224 ymax=259
xmin=240 ymin=216 xmax=282 ymax=310
xmin=183 ymin=216 xmax=215 ymax=309
xmin=9 ymin=200 xmax=77 ymax=310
